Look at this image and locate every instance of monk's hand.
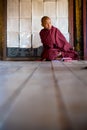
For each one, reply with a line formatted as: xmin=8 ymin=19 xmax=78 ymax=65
xmin=57 ymin=52 xmax=62 ymax=57
xmin=73 ymin=46 xmax=75 ymax=50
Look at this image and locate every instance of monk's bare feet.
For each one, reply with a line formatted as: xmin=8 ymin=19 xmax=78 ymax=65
xmin=42 ymin=58 xmax=46 ymax=61
xmin=57 ymin=52 xmax=62 ymax=57
xmin=55 ymin=52 xmax=62 ymax=60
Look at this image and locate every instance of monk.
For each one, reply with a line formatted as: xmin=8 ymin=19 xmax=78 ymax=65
xmin=39 ymin=16 xmax=78 ymax=61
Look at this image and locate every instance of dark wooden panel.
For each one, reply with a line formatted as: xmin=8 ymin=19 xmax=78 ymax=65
xmin=7 ymin=46 xmax=43 ymax=58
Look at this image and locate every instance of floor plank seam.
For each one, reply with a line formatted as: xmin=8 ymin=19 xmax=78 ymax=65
xmin=0 ymin=63 xmax=41 ymax=129
xmin=51 ymin=61 xmax=73 ymax=130
xmin=62 ymin=62 xmax=87 ymax=87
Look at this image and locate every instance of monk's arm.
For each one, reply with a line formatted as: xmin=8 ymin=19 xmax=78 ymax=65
xmin=56 ymin=29 xmax=73 ymax=51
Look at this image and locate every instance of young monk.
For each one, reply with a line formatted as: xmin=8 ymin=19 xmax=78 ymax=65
xmin=39 ymin=16 xmax=78 ymax=61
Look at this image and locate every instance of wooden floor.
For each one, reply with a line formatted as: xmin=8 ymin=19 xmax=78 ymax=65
xmin=0 ymin=60 xmax=87 ymax=130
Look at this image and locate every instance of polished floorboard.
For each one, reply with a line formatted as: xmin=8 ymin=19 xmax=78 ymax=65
xmin=0 ymin=60 xmax=87 ymax=130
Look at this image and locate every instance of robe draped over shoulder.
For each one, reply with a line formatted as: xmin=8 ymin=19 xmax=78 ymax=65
xmin=39 ymin=26 xmax=78 ymax=60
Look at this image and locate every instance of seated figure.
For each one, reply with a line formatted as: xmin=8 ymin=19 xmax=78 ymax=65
xmin=39 ymin=16 xmax=78 ymax=61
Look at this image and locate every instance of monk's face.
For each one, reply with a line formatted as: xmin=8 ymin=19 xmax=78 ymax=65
xmin=42 ymin=19 xmax=52 ymax=30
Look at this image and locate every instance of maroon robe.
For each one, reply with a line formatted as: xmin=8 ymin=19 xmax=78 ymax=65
xmin=39 ymin=26 xmax=78 ymax=60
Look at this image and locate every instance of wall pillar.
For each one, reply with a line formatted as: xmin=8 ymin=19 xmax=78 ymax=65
xmin=0 ymin=0 xmax=4 ymax=60
xmin=68 ymin=0 xmax=74 ymax=46
xmin=83 ymin=0 xmax=87 ymax=59
xmin=74 ymin=0 xmax=83 ymax=59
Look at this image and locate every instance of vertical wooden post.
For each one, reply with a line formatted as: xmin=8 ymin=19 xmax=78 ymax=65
xmin=75 ymin=0 xmax=83 ymax=59
xmin=83 ymin=0 xmax=87 ymax=59
xmin=0 ymin=0 xmax=4 ymax=60
xmin=68 ymin=0 xmax=74 ymax=46
xmin=3 ymin=0 xmax=7 ymax=60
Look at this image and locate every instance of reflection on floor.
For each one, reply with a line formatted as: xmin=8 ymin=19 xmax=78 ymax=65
xmin=0 ymin=60 xmax=87 ymax=130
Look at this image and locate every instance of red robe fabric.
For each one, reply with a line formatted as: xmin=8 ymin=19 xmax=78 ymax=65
xmin=39 ymin=26 xmax=78 ymax=60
